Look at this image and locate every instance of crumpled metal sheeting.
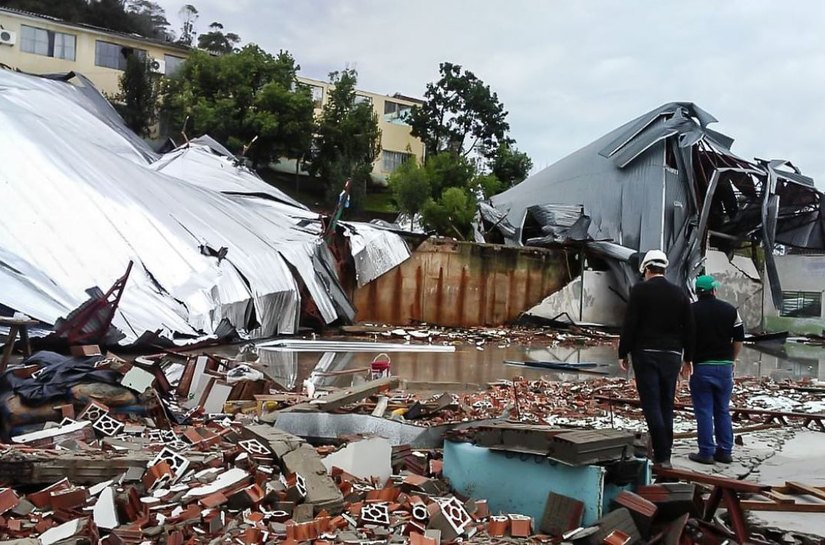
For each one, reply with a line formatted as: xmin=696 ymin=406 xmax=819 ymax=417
xmin=0 ymin=107 xmax=205 ymax=338
xmin=220 ymin=197 xmax=339 ymax=325
xmin=0 ymin=70 xmax=153 ymax=166
xmin=342 ymin=222 xmax=411 ymax=287
xmin=0 ymin=246 xmax=77 ymax=325
xmin=487 ymin=102 xmax=825 ymax=299
xmin=0 ymin=70 xmax=407 ymax=342
xmin=149 ymin=142 xmax=307 ymax=209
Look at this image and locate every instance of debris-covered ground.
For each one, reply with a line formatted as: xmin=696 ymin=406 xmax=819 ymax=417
xmin=0 ymin=340 xmax=823 ymax=544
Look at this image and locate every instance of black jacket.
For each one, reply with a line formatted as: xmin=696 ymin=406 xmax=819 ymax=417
xmin=618 ymin=276 xmax=695 ymax=360
xmin=691 ymin=295 xmax=745 ymax=363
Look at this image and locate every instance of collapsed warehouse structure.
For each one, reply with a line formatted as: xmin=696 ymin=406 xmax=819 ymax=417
xmin=0 ymin=69 xmax=410 ymax=344
xmin=480 ymin=102 xmax=825 ymax=314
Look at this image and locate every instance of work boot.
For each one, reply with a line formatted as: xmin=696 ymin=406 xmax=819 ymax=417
xmin=714 ymin=451 xmax=733 ymax=464
xmin=688 ymin=452 xmax=715 ymax=465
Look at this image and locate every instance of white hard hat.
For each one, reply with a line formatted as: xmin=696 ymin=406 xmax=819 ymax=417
xmin=639 ymin=249 xmax=669 ymax=273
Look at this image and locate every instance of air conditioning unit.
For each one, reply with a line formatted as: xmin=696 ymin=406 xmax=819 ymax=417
xmin=0 ymin=30 xmax=16 ymax=46
xmin=149 ymin=58 xmax=166 ymax=74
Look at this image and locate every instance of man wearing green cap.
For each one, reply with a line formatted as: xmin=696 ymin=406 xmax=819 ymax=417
xmin=688 ymin=274 xmax=745 ymax=465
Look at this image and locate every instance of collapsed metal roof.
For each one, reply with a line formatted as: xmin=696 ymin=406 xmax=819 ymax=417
xmin=482 ymin=102 xmax=825 ymax=304
xmin=0 ymin=69 xmax=409 ymax=343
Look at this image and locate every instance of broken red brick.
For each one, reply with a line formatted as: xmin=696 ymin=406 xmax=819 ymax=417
xmin=509 ymin=515 xmax=532 ymax=537
xmin=142 ymin=460 xmax=173 ymax=490
xmin=49 ymin=487 xmax=88 ymax=510
xmin=0 ymin=489 xmax=20 ymax=515
xmin=410 ymin=532 xmax=438 ymax=545
xmin=603 ymin=529 xmax=632 ymax=545
xmin=487 ymin=516 xmax=509 ymax=537
xmin=28 ymin=479 xmax=71 ymax=509
xmin=199 ymin=491 xmax=228 ymax=508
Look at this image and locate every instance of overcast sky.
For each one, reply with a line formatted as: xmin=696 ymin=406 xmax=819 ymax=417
xmin=154 ymin=0 xmax=825 ymax=188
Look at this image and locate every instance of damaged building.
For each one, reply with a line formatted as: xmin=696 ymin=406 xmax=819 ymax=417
xmin=0 ymin=69 xmax=410 ymax=344
xmin=480 ymin=102 xmax=825 ymax=330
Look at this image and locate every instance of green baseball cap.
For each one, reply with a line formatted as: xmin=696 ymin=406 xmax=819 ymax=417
xmin=695 ymin=274 xmax=720 ymax=292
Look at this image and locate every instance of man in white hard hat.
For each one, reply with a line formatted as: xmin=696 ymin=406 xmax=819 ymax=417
xmin=618 ymin=249 xmax=694 ymax=469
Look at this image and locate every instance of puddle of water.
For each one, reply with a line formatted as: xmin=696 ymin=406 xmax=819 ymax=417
xmin=247 ymin=340 xmax=824 ymax=391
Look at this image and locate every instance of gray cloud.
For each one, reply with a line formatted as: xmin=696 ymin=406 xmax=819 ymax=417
xmin=155 ymin=0 xmax=825 ymax=188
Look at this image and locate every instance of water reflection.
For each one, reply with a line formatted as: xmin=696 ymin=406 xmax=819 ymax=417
xmin=253 ymin=339 xmax=824 ymax=392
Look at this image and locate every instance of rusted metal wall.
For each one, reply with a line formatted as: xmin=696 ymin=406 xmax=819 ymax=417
xmin=353 ymin=239 xmax=571 ymax=327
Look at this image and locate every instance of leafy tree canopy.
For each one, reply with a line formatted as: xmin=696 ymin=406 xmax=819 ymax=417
xmin=0 ymin=0 xmax=172 ymax=40
xmin=176 ymin=4 xmax=198 ymax=46
xmin=197 ymin=22 xmax=241 ymax=55
xmin=388 ymin=152 xmax=504 ymax=239
xmin=387 ymin=157 xmax=431 ymax=223
xmin=308 ymin=68 xmax=382 ymax=210
xmin=160 ymin=46 xmax=315 ymax=167
xmin=409 ymin=61 xmax=512 ymax=161
xmin=113 ymin=52 xmax=158 ymax=136
xmin=489 ymin=142 xmax=533 ymax=187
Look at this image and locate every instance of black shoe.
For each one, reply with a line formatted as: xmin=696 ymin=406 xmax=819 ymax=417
xmin=689 ymin=452 xmax=715 ymax=465
xmin=714 ymin=452 xmax=732 ymax=464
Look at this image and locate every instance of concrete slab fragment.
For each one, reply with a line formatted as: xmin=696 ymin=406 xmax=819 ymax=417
xmin=321 ymin=437 xmax=392 ymax=482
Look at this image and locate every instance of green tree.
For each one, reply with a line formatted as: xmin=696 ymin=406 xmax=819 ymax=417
xmin=197 ymin=22 xmax=241 ymax=54
xmin=409 ymin=62 xmax=512 ymax=160
xmin=308 ymin=68 xmax=382 ymax=211
xmin=489 ymin=143 xmax=533 ymax=187
xmin=0 ymin=0 xmax=171 ymax=38
xmin=125 ymin=0 xmax=171 ymax=40
xmin=160 ymin=46 xmax=315 ymax=168
xmin=387 ymin=158 xmax=431 ymax=226
xmin=0 ymin=0 xmax=89 ymax=22
xmin=177 ymin=4 xmax=198 ymax=46
xmin=113 ymin=53 xmax=158 ymax=136
xmin=421 ymin=151 xmax=475 ymax=198
xmin=386 ymin=151 xmax=503 ymax=238
xmin=421 ymin=187 xmax=478 ymax=240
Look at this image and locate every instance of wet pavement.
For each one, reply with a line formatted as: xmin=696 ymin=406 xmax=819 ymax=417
xmin=235 ymin=339 xmax=825 ymax=391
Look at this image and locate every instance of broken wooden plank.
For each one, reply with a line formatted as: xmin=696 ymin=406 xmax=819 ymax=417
xmin=784 ymin=481 xmax=825 ymax=502
xmin=283 ymin=377 xmax=399 ymax=413
xmin=762 ymin=490 xmax=797 ymax=504
xmin=739 ymin=500 xmax=825 ymax=513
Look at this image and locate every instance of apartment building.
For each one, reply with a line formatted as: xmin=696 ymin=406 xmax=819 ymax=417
xmin=292 ymin=76 xmax=426 ymax=183
xmin=0 ymin=7 xmax=425 ymax=181
xmin=0 ymin=6 xmax=189 ymax=95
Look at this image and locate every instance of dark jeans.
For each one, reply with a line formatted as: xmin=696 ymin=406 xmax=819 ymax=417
xmin=690 ymin=364 xmax=734 ymax=458
xmin=632 ymin=350 xmax=682 ymax=463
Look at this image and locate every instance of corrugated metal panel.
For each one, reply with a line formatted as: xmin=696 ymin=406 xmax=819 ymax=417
xmin=0 ymin=69 xmax=409 ymax=342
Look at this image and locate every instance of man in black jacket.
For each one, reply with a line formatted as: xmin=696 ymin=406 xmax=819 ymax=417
xmin=619 ymin=250 xmax=694 ymax=468
xmin=687 ymin=275 xmax=744 ymax=465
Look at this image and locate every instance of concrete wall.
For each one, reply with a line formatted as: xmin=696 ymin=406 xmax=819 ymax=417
xmin=353 ymin=239 xmax=571 ymax=327
xmin=763 ymin=254 xmax=825 ymax=335
xmin=0 ymin=9 xmax=188 ymax=96
xmin=525 ymin=269 xmax=626 ymax=327
xmin=704 ymin=250 xmax=763 ymax=332
xmin=524 ymin=250 xmax=764 ymax=331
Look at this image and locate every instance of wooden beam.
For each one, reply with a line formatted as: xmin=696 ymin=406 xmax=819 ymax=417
xmin=785 ymin=481 xmax=825 ymax=502
xmin=283 ymin=377 xmax=399 ymax=413
xmin=740 ymin=501 xmax=825 ymax=513
xmin=653 ymin=467 xmax=770 ymax=494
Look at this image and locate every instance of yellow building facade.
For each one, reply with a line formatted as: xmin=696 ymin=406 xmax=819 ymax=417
xmin=0 ymin=8 xmax=425 ymax=181
xmin=0 ymin=7 xmax=189 ymax=96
